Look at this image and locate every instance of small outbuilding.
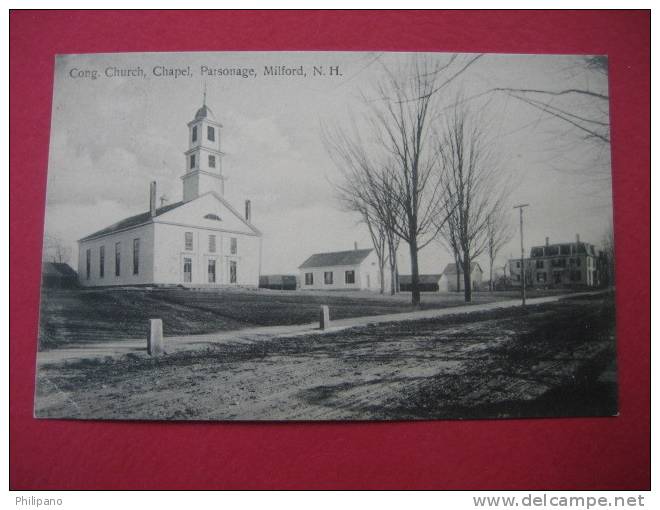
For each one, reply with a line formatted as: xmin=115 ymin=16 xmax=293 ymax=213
xmin=41 ymin=262 xmax=79 ymax=289
xmin=398 ymin=274 xmax=442 ymax=292
xmin=438 ymin=262 xmax=483 ymax=293
xmin=259 ymin=274 xmax=298 ymax=290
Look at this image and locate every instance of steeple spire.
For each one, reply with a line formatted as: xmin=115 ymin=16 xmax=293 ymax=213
xmin=202 ymin=81 xmax=207 ymax=107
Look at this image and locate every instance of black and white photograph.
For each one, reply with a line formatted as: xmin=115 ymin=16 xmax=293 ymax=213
xmin=35 ymin=51 xmax=617 ymax=421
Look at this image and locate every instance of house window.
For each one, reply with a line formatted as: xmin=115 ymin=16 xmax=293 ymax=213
xmin=133 ymin=239 xmax=140 ymax=275
xmin=204 ymin=213 xmax=221 ymax=221
xmin=115 ymin=242 xmax=121 ymax=277
xmin=536 ymin=272 xmax=546 ymax=283
xmin=515 ymin=261 xmax=521 ymax=268
xmin=305 ymin=273 xmax=314 ymax=285
xmin=208 ymin=235 xmax=216 ymax=253
xmin=207 ymin=126 xmax=215 ymax=141
xmin=230 ymin=260 xmax=237 ymax=284
xmin=324 ymin=271 xmax=333 ymax=285
xmin=208 ymin=259 xmax=216 ymax=283
xmin=190 ymin=154 xmax=195 ymax=169
xmin=552 ymin=258 xmax=567 ymax=268
xmin=192 ymin=125 xmax=197 ymax=143
xmin=185 ymin=232 xmax=193 ymax=251
xmin=535 ymin=260 xmax=544 ymax=269
xmin=183 ymin=257 xmax=192 ymax=283
xmin=208 ymin=154 xmax=216 ymax=168
xmin=570 ymin=270 xmax=582 ymax=282
xmin=230 ymin=237 xmax=237 ymax=255
xmin=345 ymin=270 xmax=355 ymax=284
xmin=576 ymin=258 xmax=581 ymax=267
xmin=99 ymin=246 xmax=105 ymax=278
xmin=86 ymin=248 xmax=91 ymax=279
xmin=515 ymin=274 xmax=521 ymax=281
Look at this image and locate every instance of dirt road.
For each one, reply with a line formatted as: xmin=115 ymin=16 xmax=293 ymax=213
xmin=35 ymin=294 xmax=617 ymax=421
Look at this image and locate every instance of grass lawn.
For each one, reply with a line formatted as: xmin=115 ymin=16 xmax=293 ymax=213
xmin=38 ymin=286 xmax=566 ymax=349
xmin=35 ymin=293 xmax=617 ymax=420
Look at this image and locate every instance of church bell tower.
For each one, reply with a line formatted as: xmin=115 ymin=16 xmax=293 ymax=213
xmin=181 ymin=90 xmax=225 ymax=202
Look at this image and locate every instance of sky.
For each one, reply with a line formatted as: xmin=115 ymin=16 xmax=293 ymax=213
xmin=44 ymin=51 xmax=613 ymax=276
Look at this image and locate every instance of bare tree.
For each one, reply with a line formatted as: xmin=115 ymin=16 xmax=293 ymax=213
xmin=365 ymin=56 xmax=481 ymax=305
xmin=325 ymin=54 xmax=483 ymax=305
xmin=486 ymin=208 xmax=513 ymax=291
xmin=43 ymin=234 xmax=72 ymax=264
xmin=324 ymin=125 xmax=394 ymax=294
xmin=437 ymin=103 xmax=508 ymax=302
xmin=600 ymin=221 xmax=616 ymax=288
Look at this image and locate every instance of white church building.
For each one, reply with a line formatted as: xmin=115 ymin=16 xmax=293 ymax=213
xmin=77 ymin=99 xmax=263 ymax=287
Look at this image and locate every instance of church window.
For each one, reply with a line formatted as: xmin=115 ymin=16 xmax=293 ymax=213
xmin=208 ymin=155 xmax=216 ymax=168
xmin=192 ymin=125 xmax=197 ymax=143
xmin=190 ymin=154 xmax=195 ymax=169
xmin=209 ymin=235 xmax=216 ymax=253
xmin=86 ymin=249 xmax=91 ymax=279
xmin=207 ymin=126 xmax=215 ymax=141
xmin=133 ymin=239 xmax=140 ymax=275
xmin=229 ymin=260 xmax=237 ymax=284
xmin=230 ymin=237 xmax=237 ymax=255
xmin=99 ymin=246 xmax=105 ymax=278
xmin=183 ymin=257 xmax=192 ymax=283
xmin=208 ymin=259 xmax=216 ymax=283
xmin=345 ymin=270 xmax=355 ymax=284
xmin=305 ymin=272 xmax=313 ymax=285
xmin=115 ymin=242 xmax=121 ymax=277
xmin=324 ymin=271 xmax=333 ymax=285
xmin=185 ymin=232 xmax=193 ymax=251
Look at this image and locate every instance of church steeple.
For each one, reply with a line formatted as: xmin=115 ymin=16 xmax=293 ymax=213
xmin=181 ymin=90 xmax=225 ymax=202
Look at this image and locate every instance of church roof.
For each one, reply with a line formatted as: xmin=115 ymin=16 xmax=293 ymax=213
xmin=299 ymin=249 xmax=373 ymax=269
xmin=79 ymin=201 xmax=184 ymax=242
xmin=194 ymin=104 xmax=216 ymax=121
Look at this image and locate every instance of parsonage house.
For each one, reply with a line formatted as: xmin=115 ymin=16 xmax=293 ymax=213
xmin=77 ymin=99 xmax=262 ymax=288
xmin=298 ymin=247 xmax=389 ymax=292
xmin=508 ymin=235 xmax=600 ymax=288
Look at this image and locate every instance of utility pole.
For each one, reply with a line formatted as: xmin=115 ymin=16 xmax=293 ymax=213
xmin=513 ymin=204 xmax=530 ymax=306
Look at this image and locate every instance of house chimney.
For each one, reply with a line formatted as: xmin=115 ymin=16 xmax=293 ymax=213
xmin=245 ymin=199 xmax=251 ymax=222
xmin=545 ymin=237 xmax=549 ymax=247
xmin=149 ymin=181 xmax=157 ymax=217
xmin=354 ymin=242 xmax=358 ymax=251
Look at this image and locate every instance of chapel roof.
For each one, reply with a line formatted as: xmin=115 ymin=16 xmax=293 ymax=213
xmin=298 ymin=249 xmax=373 ymax=269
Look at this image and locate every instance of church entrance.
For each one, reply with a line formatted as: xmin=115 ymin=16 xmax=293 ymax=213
xmin=229 ymin=260 xmax=237 ymax=284
xmin=183 ymin=257 xmax=192 ymax=283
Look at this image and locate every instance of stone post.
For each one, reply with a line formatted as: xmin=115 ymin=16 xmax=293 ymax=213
xmin=148 ymin=318 xmax=164 ymax=356
xmin=319 ymin=305 xmax=330 ymax=330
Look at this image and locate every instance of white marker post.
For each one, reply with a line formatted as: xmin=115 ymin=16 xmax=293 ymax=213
xmin=319 ymin=305 xmax=330 ymax=330
xmin=147 ymin=318 xmax=164 ymax=356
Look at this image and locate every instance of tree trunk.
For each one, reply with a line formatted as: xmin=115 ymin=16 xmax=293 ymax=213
xmin=409 ymin=239 xmax=421 ymax=306
xmin=489 ymin=257 xmax=494 ymax=292
xmin=379 ymin=262 xmax=385 ymax=294
xmin=463 ymin=255 xmax=472 ymax=303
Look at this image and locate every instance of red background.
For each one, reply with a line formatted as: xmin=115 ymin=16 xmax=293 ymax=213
xmin=9 ymin=10 xmax=650 ymax=490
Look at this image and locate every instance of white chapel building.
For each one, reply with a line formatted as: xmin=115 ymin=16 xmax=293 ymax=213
xmin=77 ymin=99 xmax=263 ymax=287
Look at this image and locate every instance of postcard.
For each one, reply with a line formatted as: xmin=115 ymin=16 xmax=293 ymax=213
xmin=35 ymin=51 xmax=616 ymax=420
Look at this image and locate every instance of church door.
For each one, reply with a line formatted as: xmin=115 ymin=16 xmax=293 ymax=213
xmin=183 ymin=257 xmax=192 ymax=283
xmin=229 ymin=260 xmax=237 ymax=284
